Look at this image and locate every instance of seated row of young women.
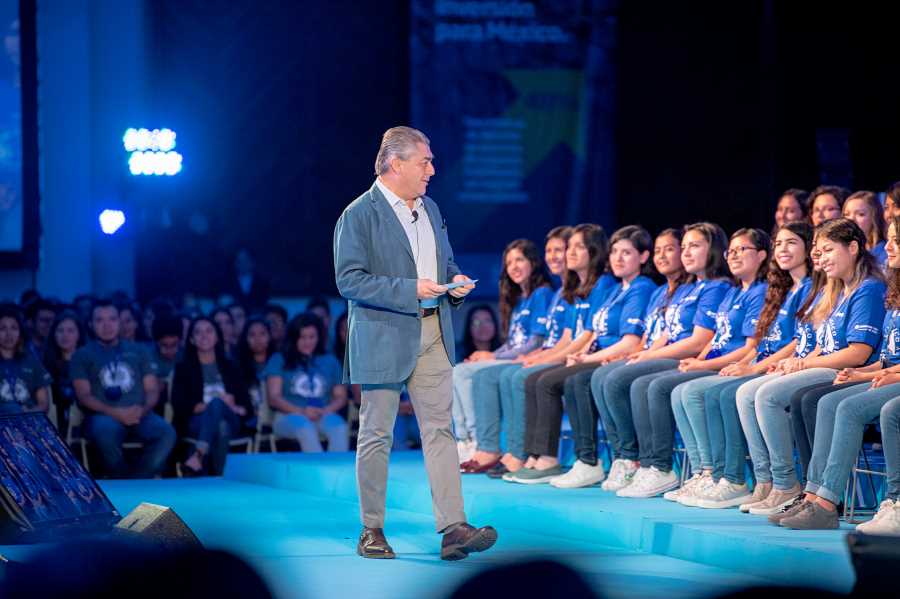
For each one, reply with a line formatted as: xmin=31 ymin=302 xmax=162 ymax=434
xmin=451 ymin=212 xmax=900 ymax=536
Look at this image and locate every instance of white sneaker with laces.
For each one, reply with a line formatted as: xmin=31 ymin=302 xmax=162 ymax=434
xmin=663 ymin=473 xmax=702 ymax=502
xmin=857 ymin=499 xmax=900 ymax=535
xmin=602 ymin=459 xmax=638 ymax=491
xmin=696 ymin=479 xmax=754 ymax=509
xmin=678 ymin=472 xmax=717 ymax=507
xmin=617 ymin=466 xmax=678 ymax=498
xmin=550 ymin=460 xmax=606 ymax=488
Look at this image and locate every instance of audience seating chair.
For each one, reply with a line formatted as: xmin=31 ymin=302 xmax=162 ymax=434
xmin=844 ymin=425 xmax=886 ymax=523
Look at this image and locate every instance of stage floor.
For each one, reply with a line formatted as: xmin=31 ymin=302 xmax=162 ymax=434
xmin=2 ymin=452 xmax=857 ymax=598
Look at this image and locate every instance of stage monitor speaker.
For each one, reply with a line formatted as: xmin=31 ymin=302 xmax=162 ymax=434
xmin=115 ymin=502 xmax=202 ymax=550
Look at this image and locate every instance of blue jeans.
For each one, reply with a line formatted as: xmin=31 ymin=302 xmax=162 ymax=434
xmin=599 ymin=359 xmax=680 ymax=463
xmin=499 ymin=362 xmax=556 ymax=459
xmin=804 ymin=382 xmax=897 ymax=504
xmin=187 ymin=398 xmax=242 ymax=475
xmin=634 ymin=368 xmax=716 ymax=472
xmin=672 ymin=374 xmax=754 ymax=477
xmin=451 ymin=360 xmax=510 ymax=442
xmin=274 ymin=411 xmax=348 ymax=452
xmin=473 ymin=363 xmax=518 ymax=453
xmin=881 ymin=397 xmax=900 ymax=500
xmin=85 ymin=411 xmax=176 ymax=478
xmin=736 ymin=373 xmax=779 ymax=484
xmin=738 ymin=368 xmax=837 ymax=490
xmin=587 ymin=361 xmax=629 ymax=459
xmin=704 ymin=376 xmax=756 ymax=483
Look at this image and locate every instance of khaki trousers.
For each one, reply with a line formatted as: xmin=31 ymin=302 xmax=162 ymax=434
xmin=356 ymin=314 xmax=466 ymax=532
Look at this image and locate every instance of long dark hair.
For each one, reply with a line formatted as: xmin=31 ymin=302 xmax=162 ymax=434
xmin=236 ymin=316 xmax=275 ymax=386
xmin=844 ymin=190 xmax=886 ymax=250
xmin=729 ymin=228 xmax=771 ymax=283
xmin=684 ymin=222 xmax=730 ymax=280
xmin=118 ymin=301 xmax=150 ymax=342
xmin=183 ymin=317 xmax=229 ymax=369
xmin=806 ymin=185 xmax=849 ymax=225
xmin=609 ymin=225 xmax=654 ymax=277
xmin=562 ymin=223 xmax=609 ymax=304
xmin=283 ymin=313 xmax=326 ymax=370
xmin=755 ymin=222 xmax=813 ymax=339
xmin=498 ymin=239 xmax=551 ymax=335
xmin=0 ymin=303 xmax=27 ymax=358
xmin=810 ymin=218 xmax=884 ymax=325
xmin=43 ymin=310 xmax=87 ymax=374
xmin=462 ymin=304 xmax=502 ymax=357
xmin=886 ymin=215 xmax=900 ymax=310
xmin=655 ymin=227 xmax=691 ymax=298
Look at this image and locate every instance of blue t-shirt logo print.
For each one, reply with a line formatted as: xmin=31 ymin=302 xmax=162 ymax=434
xmin=291 ymin=372 xmax=327 ymax=398
xmin=0 ymin=379 xmax=28 ymax=404
xmin=99 ymin=363 xmax=136 ymax=393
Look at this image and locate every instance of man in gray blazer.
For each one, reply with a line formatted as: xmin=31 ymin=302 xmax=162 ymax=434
xmin=334 ymin=126 xmax=497 ymax=561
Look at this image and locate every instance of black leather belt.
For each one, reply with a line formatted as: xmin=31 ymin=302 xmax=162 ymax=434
xmin=420 ymin=307 xmax=438 ymax=317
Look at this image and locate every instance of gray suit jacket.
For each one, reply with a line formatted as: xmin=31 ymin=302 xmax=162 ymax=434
xmin=333 ymin=182 xmax=463 ymax=384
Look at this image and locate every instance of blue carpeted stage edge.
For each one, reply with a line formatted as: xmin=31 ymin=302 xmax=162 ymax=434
xmin=1 ymin=453 xmax=857 ymax=597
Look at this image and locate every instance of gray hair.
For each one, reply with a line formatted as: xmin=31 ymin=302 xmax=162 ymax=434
xmin=374 ymin=126 xmax=430 ymax=176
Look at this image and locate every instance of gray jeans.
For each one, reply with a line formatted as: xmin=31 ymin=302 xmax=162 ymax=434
xmin=357 ymin=314 xmax=465 ymax=533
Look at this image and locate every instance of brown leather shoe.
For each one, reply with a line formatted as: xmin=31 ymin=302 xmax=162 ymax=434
xmin=357 ymin=527 xmax=396 ymax=559
xmin=440 ymin=523 xmax=498 ymax=561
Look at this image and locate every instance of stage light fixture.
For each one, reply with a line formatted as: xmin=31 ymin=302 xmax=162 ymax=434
xmin=99 ymin=209 xmax=126 ymax=235
xmin=124 ymin=128 xmax=181 ymax=175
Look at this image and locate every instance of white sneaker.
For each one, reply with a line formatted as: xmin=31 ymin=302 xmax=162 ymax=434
xmin=739 ymin=482 xmax=772 ymax=513
xmin=602 ymin=459 xmax=639 ymax=491
xmin=857 ymin=499 xmax=900 ymax=536
xmin=663 ymin=473 xmax=702 ymax=502
xmin=457 ymin=439 xmax=476 ymax=464
xmin=678 ymin=472 xmax=717 ymax=507
xmin=748 ymin=484 xmax=803 ymax=515
xmin=616 ymin=466 xmax=678 ymax=498
xmin=695 ymin=479 xmax=754 ymax=509
xmin=551 ymin=460 xmax=606 ymax=489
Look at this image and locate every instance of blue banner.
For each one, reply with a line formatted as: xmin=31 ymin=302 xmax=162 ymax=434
xmin=411 ymin=0 xmax=614 ymax=293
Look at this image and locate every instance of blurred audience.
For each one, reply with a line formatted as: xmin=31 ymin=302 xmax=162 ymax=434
xmin=71 ymin=300 xmax=175 ymax=478
xmin=171 ymin=317 xmax=252 ymax=475
xmin=0 ymin=303 xmax=51 ymax=415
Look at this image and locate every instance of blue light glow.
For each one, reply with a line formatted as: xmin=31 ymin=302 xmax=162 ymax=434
xmin=99 ymin=209 xmax=126 ymax=235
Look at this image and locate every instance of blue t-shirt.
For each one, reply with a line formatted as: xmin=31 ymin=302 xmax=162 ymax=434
xmin=706 ymin=280 xmax=768 ymax=360
xmin=569 ymin=273 xmax=616 ymax=338
xmin=757 ymin=277 xmax=812 ymax=358
xmin=263 ymin=352 xmax=342 ymax=409
xmin=590 ymin=276 xmax=657 ymax=351
xmin=662 ymin=278 xmax=731 ymax=343
xmin=505 ymin=286 xmax=555 ymax=350
xmin=794 ymin=288 xmax=822 ymax=358
xmin=879 ymin=308 xmax=900 ymax=367
xmin=542 ymin=288 xmax=574 ymax=349
xmin=816 ymin=278 xmax=886 ymax=362
xmin=871 ymin=242 xmax=888 ymax=269
xmin=642 ymin=284 xmax=670 ymax=349
xmin=0 ymin=354 xmax=52 ymax=414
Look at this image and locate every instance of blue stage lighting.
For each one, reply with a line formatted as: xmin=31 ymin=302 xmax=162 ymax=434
xmin=99 ymin=209 xmax=126 ymax=235
xmin=124 ymin=128 xmax=181 ymax=175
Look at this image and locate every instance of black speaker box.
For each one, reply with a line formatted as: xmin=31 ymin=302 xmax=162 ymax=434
xmin=115 ymin=502 xmax=203 ymax=550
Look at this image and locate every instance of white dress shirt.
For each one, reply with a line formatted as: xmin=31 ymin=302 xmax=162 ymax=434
xmin=375 ymin=178 xmax=439 ymax=283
